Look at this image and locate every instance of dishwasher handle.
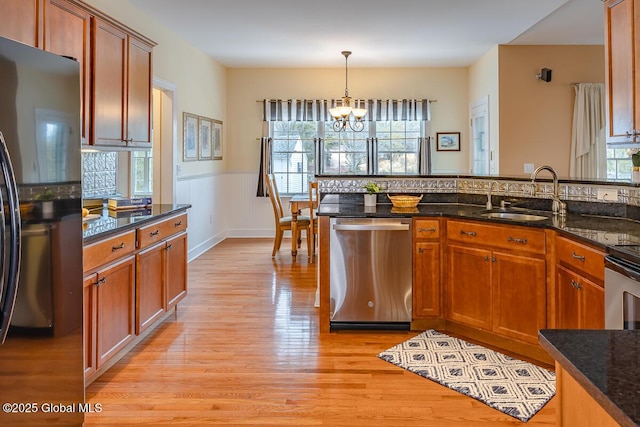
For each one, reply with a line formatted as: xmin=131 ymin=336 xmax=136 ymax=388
xmin=605 ymin=255 xmax=640 ymax=282
xmin=333 ymin=223 xmax=410 ymax=231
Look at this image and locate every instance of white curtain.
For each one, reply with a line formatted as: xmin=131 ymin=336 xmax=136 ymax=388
xmin=570 ymin=83 xmax=606 ymax=179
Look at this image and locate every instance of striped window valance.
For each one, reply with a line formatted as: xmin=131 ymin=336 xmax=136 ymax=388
xmin=262 ymin=99 xmax=431 ymax=122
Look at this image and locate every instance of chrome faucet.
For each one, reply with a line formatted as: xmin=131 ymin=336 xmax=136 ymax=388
xmin=486 ymin=181 xmax=499 ymax=210
xmin=530 ymin=165 xmax=566 ymax=217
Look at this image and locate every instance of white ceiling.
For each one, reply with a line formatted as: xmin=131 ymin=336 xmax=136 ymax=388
xmin=129 ymin=0 xmax=604 ymax=68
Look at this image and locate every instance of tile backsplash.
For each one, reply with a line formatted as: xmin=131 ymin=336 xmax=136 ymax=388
xmin=82 ymin=152 xmax=118 ymax=198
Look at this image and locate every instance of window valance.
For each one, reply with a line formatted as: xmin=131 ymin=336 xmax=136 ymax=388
xmin=262 ymin=99 xmax=431 ymax=122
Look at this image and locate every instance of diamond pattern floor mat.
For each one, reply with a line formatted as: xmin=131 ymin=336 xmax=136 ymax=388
xmin=377 ymin=330 xmax=556 ymax=422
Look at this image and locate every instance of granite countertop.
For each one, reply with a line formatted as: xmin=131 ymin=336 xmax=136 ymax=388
xmin=316 ymin=194 xmax=640 ymax=250
xmin=539 ymin=329 xmax=640 ymax=427
xmin=82 ymin=203 xmax=191 ymax=244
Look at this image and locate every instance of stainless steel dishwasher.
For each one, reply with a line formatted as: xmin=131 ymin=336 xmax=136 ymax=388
xmin=329 ymin=217 xmax=412 ymax=330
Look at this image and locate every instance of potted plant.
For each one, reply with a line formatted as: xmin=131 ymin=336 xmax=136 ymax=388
xmin=363 ymin=181 xmax=381 ymax=206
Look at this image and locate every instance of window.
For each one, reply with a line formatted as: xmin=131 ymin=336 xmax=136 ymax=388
xmin=270 ymin=122 xmax=316 ymax=194
xmin=323 ymin=123 xmax=369 ymax=175
xmin=375 ymin=121 xmax=421 ymax=175
xmin=132 ymin=150 xmax=153 ymax=196
xmin=270 ymin=119 xmax=424 ymax=193
xmin=606 ymin=148 xmax=633 ymax=181
xmin=265 ymin=99 xmax=431 ymax=193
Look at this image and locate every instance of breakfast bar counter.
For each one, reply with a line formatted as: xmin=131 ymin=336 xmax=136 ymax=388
xmin=539 ymin=329 xmax=640 ymax=427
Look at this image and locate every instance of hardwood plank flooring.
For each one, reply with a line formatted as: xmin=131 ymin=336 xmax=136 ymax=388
xmin=85 ymin=238 xmax=556 ymax=426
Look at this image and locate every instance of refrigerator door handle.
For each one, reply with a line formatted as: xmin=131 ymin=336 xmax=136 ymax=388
xmin=0 ymin=131 xmax=22 ymax=345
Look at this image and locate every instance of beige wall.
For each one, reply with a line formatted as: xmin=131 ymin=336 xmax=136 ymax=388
xmin=498 ymin=45 xmax=605 ymax=177
xmin=226 ymin=67 xmax=469 ymax=173
xmin=83 ymin=0 xmax=227 ymax=178
xmin=468 ymin=46 xmax=499 ymax=174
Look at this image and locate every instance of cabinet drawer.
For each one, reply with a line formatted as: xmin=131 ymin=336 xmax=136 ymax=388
xmin=84 ymin=230 xmax=136 ymax=272
xmin=414 ymin=219 xmax=440 ymax=240
xmin=556 ymin=236 xmax=605 ymax=284
xmin=446 ymin=220 xmax=545 ymax=254
xmin=137 ymin=213 xmax=188 ymax=249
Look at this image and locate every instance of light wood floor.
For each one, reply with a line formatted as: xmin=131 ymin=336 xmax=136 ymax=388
xmin=85 ymin=238 xmax=556 ymax=426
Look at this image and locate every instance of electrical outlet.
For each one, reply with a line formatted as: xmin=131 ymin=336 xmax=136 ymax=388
xmin=597 ymin=189 xmax=618 ymax=201
xmin=524 ymin=163 xmax=534 ymax=174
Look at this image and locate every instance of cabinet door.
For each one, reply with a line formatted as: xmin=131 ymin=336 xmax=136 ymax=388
xmin=136 ymin=242 xmax=166 ymax=334
xmin=557 ymin=265 xmax=581 ymax=329
xmin=44 ymin=0 xmax=91 ymax=143
xmin=166 ymin=232 xmax=187 ymax=309
xmin=92 ymin=18 xmax=127 ymax=147
xmin=413 ymin=241 xmax=440 ymax=318
xmin=492 ymin=251 xmax=546 ymax=344
xmin=0 ymin=0 xmax=41 ymax=47
xmin=127 ymin=36 xmax=153 ymax=146
xmin=604 ymin=0 xmax=639 ymax=143
xmin=95 ymin=255 xmax=135 ymax=369
xmin=447 ymin=244 xmax=492 ymax=330
xmin=580 ymin=276 xmax=605 ymax=329
xmin=83 ymin=273 xmax=97 ymax=380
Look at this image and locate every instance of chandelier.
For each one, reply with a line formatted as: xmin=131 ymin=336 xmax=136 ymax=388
xmin=329 ymin=51 xmax=367 ymax=132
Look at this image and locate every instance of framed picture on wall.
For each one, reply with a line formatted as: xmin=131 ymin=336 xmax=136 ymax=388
xmin=198 ymin=116 xmax=213 ymax=160
xmin=436 ymin=132 xmax=460 ymax=151
xmin=183 ymin=112 xmax=198 ymax=161
xmin=212 ymin=119 xmax=223 ymax=160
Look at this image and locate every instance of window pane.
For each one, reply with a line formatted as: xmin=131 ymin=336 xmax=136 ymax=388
xmin=322 ymin=122 xmax=369 ymax=175
xmin=375 ymin=120 xmax=420 ymax=175
xmin=270 ymin=121 xmax=316 ymax=194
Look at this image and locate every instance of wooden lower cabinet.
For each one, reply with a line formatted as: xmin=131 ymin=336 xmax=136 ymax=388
xmin=492 ymin=251 xmax=546 ymax=344
xmin=166 ymin=232 xmax=188 ymax=308
xmin=557 ymin=265 xmax=605 ymax=329
xmin=445 ymin=220 xmax=547 ymax=346
xmin=83 ymin=274 xmax=97 ymax=380
xmin=135 ymin=231 xmax=187 ymax=333
xmin=413 ymin=218 xmax=442 ymax=319
xmin=95 ymin=255 xmax=136 ymax=369
xmin=447 ymin=244 xmax=492 ymax=329
xmin=136 ymin=241 xmax=166 ymax=334
xmin=556 ymin=363 xmax=619 ymax=426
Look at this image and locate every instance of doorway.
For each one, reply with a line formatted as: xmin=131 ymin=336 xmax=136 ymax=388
xmin=470 ymin=96 xmax=490 ymax=175
xmin=152 ymin=78 xmax=177 ymax=204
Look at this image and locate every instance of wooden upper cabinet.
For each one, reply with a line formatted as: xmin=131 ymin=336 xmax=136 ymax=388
xmin=604 ymin=0 xmax=640 ymax=143
xmin=44 ymin=0 xmax=91 ymax=143
xmin=91 ymin=18 xmax=153 ymax=147
xmin=0 ymin=0 xmax=43 ymax=47
xmin=127 ymin=36 xmax=153 ymax=147
xmin=92 ymin=18 xmax=127 ymax=147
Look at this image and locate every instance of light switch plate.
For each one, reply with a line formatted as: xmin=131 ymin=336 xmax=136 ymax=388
xmin=597 ymin=189 xmax=618 ymax=201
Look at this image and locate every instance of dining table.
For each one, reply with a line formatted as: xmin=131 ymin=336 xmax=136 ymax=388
xmin=289 ymin=193 xmax=316 ymax=256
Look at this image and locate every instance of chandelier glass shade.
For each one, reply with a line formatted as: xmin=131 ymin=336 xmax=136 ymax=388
xmin=329 ymin=51 xmax=367 ymax=132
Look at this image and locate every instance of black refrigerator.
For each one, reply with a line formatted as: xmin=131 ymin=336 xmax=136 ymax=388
xmin=0 ymin=36 xmax=84 ymax=425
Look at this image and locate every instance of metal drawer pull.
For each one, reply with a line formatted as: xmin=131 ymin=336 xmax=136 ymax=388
xmin=484 ymin=255 xmax=489 ymax=262
xmin=508 ymin=236 xmax=528 ymax=244
xmin=150 ymin=229 xmax=160 ymax=237
xmin=492 ymin=256 xmax=497 ymax=263
xmin=174 ymin=220 xmax=183 ymax=227
xmin=166 ymin=243 xmax=173 ymax=250
xmin=571 ymin=251 xmax=585 ymax=262
xmin=94 ymin=277 xmax=106 ymax=287
xmin=460 ymin=230 xmax=477 ymax=237
xmin=112 ymin=243 xmax=125 ymax=251
xmin=419 ymin=227 xmax=436 ymax=233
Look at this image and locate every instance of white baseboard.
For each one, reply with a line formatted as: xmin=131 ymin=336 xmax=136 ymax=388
xmin=187 ymin=230 xmax=227 ymax=262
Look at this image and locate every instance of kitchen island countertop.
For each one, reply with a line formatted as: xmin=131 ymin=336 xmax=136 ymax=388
xmin=539 ymin=329 xmax=640 ymax=427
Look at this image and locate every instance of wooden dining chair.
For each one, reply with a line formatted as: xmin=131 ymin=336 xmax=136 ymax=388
xmin=265 ymin=174 xmax=312 ymax=257
xmin=308 ymin=181 xmax=319 ymax=261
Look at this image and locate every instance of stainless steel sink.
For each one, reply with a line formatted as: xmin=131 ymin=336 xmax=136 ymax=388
xmin=475 ymin=211 xmax=548 ymax=221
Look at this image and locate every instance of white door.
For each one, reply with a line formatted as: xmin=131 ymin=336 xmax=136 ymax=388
xmin=470 ymin=96 xmax=490 ymax=175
